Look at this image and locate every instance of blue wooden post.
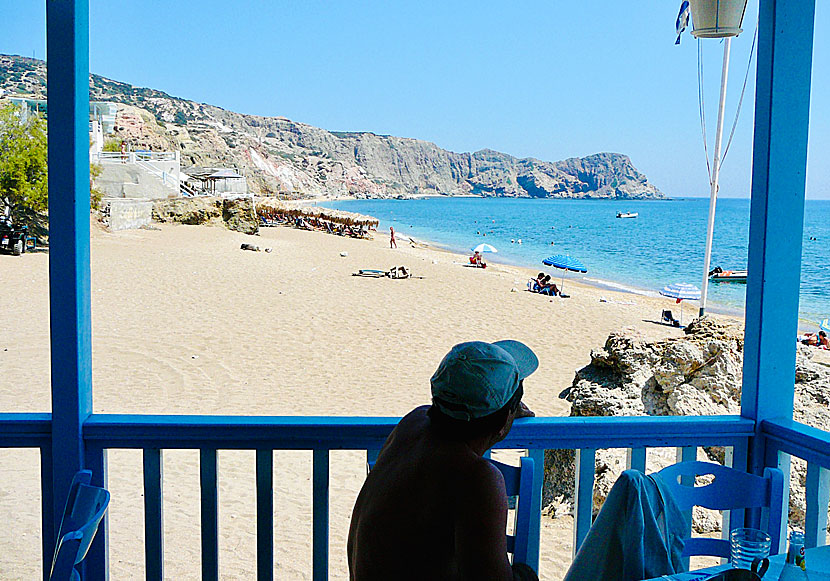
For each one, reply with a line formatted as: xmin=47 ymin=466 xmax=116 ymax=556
xmin=741 ymin=0 xmax=815 ymax=544
xmin=45 ymin=0 xmax=93 ymax=568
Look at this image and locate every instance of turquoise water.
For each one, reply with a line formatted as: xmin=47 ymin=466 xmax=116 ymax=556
xmin=322 ymin=197 xmax=830 ymax=324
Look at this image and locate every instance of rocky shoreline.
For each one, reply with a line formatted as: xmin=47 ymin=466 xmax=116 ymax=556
xmin=544 ymin=317 xmax=830 ymax=533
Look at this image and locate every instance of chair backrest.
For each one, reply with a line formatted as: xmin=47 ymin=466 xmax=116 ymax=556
xmin=50 ymin=471 xmax=111 ymax=581
xmin=490 ymin=456 xmax=539 ymax=570
xmin=655 ymin=461 xmax=784 ymax=559
xmin=366 ymin=453 xmax=540 ymax=571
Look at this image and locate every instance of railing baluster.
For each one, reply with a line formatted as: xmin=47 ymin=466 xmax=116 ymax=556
xmin=526 ymin=448 xmax=545 ymax=573
xmin=573 ymin=448 xmax=596 ymax=557
xmin=40 ymin=445 xmax=54 ymax=581
xmin=626 ymin=447 xmax=647 ymax=472
xmin=256 ymin=450 xmax=274 ymax=581
xmin=143 ymin=449 xmax=163 ymax=581
xmin=312 ymin=450 xmax=329 ymax=581
xmin=805 ymin=462 xmax=830 ymax=548
xmin=85 ymin=445 xmax=109 ymax=581
xmin=200 ymin=448 xmax=218 ymax=580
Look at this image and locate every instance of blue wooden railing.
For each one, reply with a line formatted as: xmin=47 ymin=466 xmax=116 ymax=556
xmin=3 ymin=413 xmax=829 ymax=579
xmin=0 ymin=412 xmax=770 ymax=580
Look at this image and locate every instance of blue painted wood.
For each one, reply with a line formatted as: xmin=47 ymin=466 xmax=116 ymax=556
xmin=742 ymin=0 xmax=816 ymax=473
xmin=626 ymin=447 xmax=647 ymax=473
xmin=45 ymin=0 xmax=93 ymax=543
xmin=0 ymin=414 xmax=52 ymax=447
xmin=82 ymin=414 xmax=754 ymax=451
xmin=490 ymin=460 xmax=520 ymax=556
xmin=255 ymin=450 xmax=273 ymax=581
xmin=85 ymin=446 xmax=108 ymax=580
xmin=514 ymin=457 xmax=537 ymax=568
xmin=656 ymin=461 xmax=785 ymax=558
xmin=366 ymin=449 xmax=380 ymax=473
xmin=312 ymin=450 xmax=329 ymax=581
xmin=724 ymin=444 xmax=750 ymax=540
xmin=143 ymin=449 xmax=163 ymax=581
xmin=762 ymin=419 xmax=830 ymax=470
xmin=674 ymin=447 xmax=697 ymax=570
xmin=526 ymin=449 xmax=544 ymax=572
xmin=41 ymin=445 xmax=54 ymax=581
xmin=572 ymin=448 xmax=595 ymax=557
xmin=200 ymin=449 xmax=218 ymax=580
xmin=805 ymin=463 xmax=830 ymax=548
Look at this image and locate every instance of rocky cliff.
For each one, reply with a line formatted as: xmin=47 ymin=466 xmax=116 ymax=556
xmin=0 ymin=54 xmax=665 ymax=201
xmin=545 ymin=318 xmax=830 ymax=533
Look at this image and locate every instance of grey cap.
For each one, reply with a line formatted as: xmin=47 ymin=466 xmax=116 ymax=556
xmin=430 ymin=340 xmax=538 ymax=421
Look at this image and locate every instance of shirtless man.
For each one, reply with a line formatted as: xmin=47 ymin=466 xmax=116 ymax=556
xmin=348 ymin=340 xmax=540 ymax=580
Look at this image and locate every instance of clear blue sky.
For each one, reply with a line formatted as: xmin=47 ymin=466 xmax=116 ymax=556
xmin=3 ymin=1 xmax=829 ymax=198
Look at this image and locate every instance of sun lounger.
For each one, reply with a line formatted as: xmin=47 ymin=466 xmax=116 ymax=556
xmin=662 ymin=310 xmax=681 ymax=327
xmin=352 ymin=269 xmax=387 ymax=278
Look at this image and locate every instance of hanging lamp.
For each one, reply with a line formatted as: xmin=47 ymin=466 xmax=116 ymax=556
xmin=689 ymin=0 xmax=748 ymax=38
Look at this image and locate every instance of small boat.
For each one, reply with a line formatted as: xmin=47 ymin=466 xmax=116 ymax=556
xmin=616 ymin=212 xmax=638 ymax=219
xmin=709 ymin=267 xmax=748 ymax=283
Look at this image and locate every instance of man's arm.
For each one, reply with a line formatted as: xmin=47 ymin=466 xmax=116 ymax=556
xmin=454 ymin=459 xmax=515 ymax=580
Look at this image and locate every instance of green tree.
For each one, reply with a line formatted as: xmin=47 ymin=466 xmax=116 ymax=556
xmin=102 ymin=137 xmax=123 ymax=152
xmin=0 ymin=104 xmax=48 ymax=228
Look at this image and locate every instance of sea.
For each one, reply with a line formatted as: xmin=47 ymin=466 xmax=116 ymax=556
xmin=321 ymin=197 xmax=830 ymax=326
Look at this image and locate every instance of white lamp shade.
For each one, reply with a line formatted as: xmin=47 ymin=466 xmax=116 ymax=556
xmin=689 ymin=0 xmax=748 ymax=38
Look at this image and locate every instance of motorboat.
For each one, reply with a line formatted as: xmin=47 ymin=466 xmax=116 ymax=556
xmin=616 ymin=212 xmax=638 ymax=219
xmin=709 ymin=266 xmax=748 ymax=283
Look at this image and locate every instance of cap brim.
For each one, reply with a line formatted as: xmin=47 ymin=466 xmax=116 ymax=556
xmin=492 ymin=340 xmax=539 ymax=380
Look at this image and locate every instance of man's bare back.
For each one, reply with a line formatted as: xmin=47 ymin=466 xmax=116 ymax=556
xmin=348 ymin=406 xmax=514 ymax=580
xmin=348 ymin=340 xmax=540 ymax=580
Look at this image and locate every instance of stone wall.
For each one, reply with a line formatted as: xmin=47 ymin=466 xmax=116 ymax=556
xmin=97 ymin=160 xmax=179 ymax=199
xmin=106 ymin=199 xmax=153 ymax=231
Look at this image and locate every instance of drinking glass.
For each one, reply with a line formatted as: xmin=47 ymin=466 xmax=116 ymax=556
xmin=730 ymin=527 xmax=771 ymax=570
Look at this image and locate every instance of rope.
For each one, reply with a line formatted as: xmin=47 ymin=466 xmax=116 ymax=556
xmin=720 ymin=23 xmax=758 ymax=168
xmin=697 ymin=38 xmax=712 ymax=184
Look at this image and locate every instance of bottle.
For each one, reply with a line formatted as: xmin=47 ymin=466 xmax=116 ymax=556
xmin=777 ymin=530 xmax=808 ymax=580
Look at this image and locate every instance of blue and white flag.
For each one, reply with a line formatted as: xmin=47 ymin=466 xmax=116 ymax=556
xmin=675 ymin=0 xmax=690 ymax=45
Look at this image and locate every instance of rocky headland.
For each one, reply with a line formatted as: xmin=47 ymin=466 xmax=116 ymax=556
xmin=544 ymin=317 xmax=830 ymax=533
xmin=1 ymin=54 xmax=665 ymax=201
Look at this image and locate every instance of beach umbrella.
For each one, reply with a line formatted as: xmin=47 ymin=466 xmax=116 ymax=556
xmin=542 ymin=254 xmax=587 ymax=294
xmin=659 ymin=283 xmax=701 ymax=325
xmin=471 ymin=243 xmax=498 ymax=253
xmin=820 ymin=319 xmax=830 ymax=333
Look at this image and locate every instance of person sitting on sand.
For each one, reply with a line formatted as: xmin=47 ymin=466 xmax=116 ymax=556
xmin=469 ymin=250 xmax=487 ymax=268
xmin=348 ymin=340 xmax=539 ymax=581
xmin=531 ymin=272 xmax=546 ymax=292
xmin=802 ymin=331 xmax=829 ymax=348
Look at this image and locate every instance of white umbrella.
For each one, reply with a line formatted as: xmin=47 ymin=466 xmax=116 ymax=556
xmin=471 ymin=243 xmax=498 ymax=253
xmin=659 ymin=283 xmax=701 ymax=326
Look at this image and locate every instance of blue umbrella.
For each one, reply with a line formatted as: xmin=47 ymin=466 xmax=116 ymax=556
xmin=542 ymin=255 xmax=587 ymax=295
xmin=542 ymin=255 xmax=588 ymax=273
xmin=820 ymin=319 xmax=830 ymax=333
xmin=659 ymin=283 xmax=701 ymax=325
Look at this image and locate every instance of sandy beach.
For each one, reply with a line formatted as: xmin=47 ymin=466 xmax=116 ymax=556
xmin=1 ymin=221 xmax=732 ymax=579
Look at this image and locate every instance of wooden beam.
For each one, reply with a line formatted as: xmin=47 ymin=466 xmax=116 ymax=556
xmin=45 ymin=0 xmax=93 ymax=565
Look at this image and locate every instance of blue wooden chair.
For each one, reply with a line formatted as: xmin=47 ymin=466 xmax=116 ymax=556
xmin=50 ymin=470 xmax=111 ymax=581
xmin=655 ymin=461 xmax=785 ymax=559
xmin=365 ymin=453 xmax=540 ymax=570
xmin=490 ymin=456 xmax=540 ymax=569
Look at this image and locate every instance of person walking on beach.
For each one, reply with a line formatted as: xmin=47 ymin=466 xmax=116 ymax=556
xmin=348 ymin=340 xmax=539 ymax=581
xmin=389 ymin=226 xmax=397 ymax=249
